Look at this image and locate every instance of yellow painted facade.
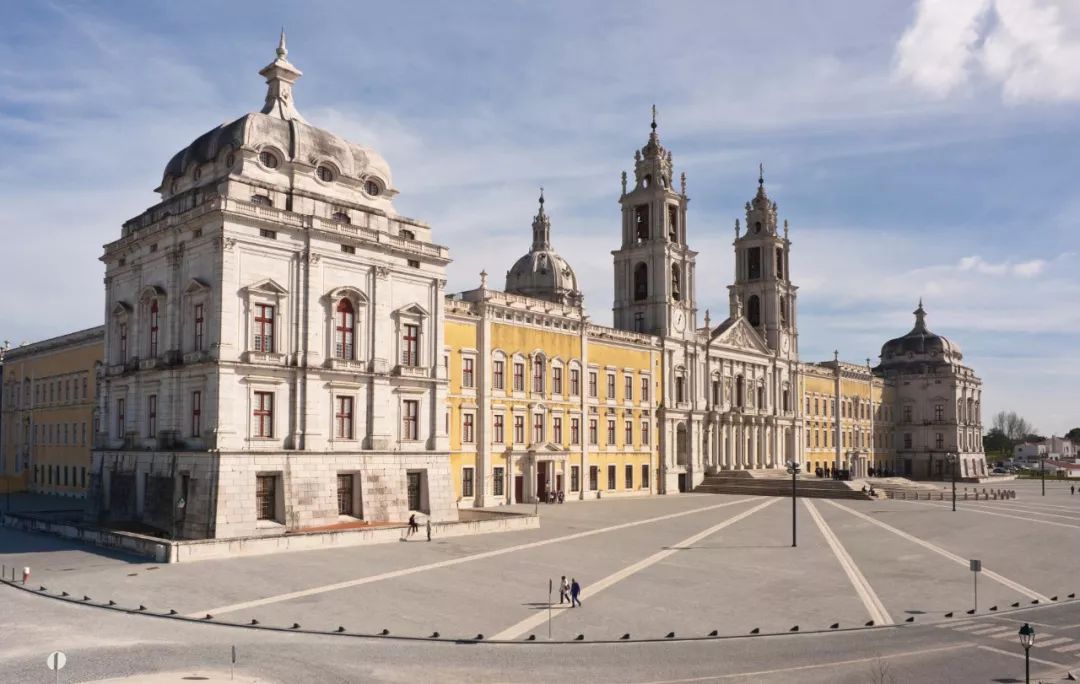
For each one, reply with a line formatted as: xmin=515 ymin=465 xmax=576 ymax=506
xmin=445 ymin=288 xmax=660 ymax=505
xmin=798 ymin=360 xmax=895 ymax=476
xmin=1 ymin=327 xmax=104 ymax=497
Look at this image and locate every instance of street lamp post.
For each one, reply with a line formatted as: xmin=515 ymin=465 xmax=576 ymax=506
xmin=947 ymin=453 xmax=957 ymax=512
xmin=1040 ymin=455 xmax=1046 ymax=496
xmin=786 ymin=460 xmax=801 ymax=548
xmin=1018 ymin=622 xmax=1034 ymax=684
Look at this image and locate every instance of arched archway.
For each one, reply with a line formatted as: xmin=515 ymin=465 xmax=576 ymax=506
xmin=676 ymin=423 xmax=688 ymax=466
xmin=671 ymin=264 xmax=682 ymax=302
xmin=747 ymin=295 xmax=761 ymax=327
xmin=633 ymin=263 xmax=648 ymax=301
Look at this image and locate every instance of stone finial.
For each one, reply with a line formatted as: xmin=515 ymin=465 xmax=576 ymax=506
xmin=834 ymin=350 xmax=839 ymax=362
xmin=704 ymin=309 xmax=711 ymax=329
xmin=621 ymin=171 xmax=627 ymax=195
xmin=734 ymin=219 xmax=740 ymax=239
xmin=259 ymin=30 xmax=306 ymax=123
xmin=480 ymin=270 xmax=488 ymax=288
xmin=680 ymin=171 xmax=686 ymax=196
xmin=783 ymin=219 xmax=789 ymax=239
xmin=758 ymin=162 xmax=764 ymax=186
xmin=277 ymin=28 xmax=288 ymax=58
xmin=651 ymin=104 xmax=658 ymax=131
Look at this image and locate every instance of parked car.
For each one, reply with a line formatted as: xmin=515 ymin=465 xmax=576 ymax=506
xmin=992 ymin=467 xmax=1007 ymax=474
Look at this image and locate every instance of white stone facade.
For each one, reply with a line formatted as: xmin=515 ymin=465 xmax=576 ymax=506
xmin=89 ymin=35 xmax=455 ymax=538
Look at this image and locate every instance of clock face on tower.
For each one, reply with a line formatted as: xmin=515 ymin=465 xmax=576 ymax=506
xmin=673 ymin=310 xmax=685 ymax=332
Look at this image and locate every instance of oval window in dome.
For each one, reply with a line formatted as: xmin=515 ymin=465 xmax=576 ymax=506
xmin=317 ymin=165 xmax=335 ymax=182
xmin=259 ymin=150 xmax=279 ymax=169
xmin=365 ymin=179 xmax=381 ymax=196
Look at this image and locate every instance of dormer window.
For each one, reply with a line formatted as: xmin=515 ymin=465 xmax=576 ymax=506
xmin=401 ymin=229 xmax=415 ymax=240
xmin=251 ymin=195 xmax=272 ymax=207
xmin=316 ymin=165 xmax=335 ymax=182
xmin=331 ymin=211 xmax=351 ymax=224
xmin=754 ymin=221 xmax=762 ymax=233
xmin=259 ymin=150 xmax=279 ymax=169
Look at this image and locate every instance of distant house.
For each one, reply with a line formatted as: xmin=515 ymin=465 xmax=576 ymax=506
xmin=1045 ymin=460 xmax=1080 ymax=478
xmin=1013 ymin=437 xmax=1078 ymax=465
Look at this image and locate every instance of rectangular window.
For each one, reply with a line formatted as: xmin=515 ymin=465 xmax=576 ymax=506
xmin=463 ymin=413 xmax=475 ymax=443
xmin=903 ymin=405 xmax=913 ymax=423
xmin=903 ymin=433 xmax=912 ymax=449
xmin=589 ymin=419 xmax=598 ymax=445
xmin=402 ymin=324 xmax=419 ymax=366
xmin=589 ymin=465 xmax=598 ymax=491
xmin=532 ymin=361 xmax=544 ymax=393
xmin=625 ymin=420 xmax=633 ymax=445
xmin=625 ymin=464 xmax=633 ymax=490
xmin=533 ymin=413 xmax=545 ymax=443
xmin=513 ymin=415 xmax=525 ymax=444
xmin=570 ymin=465 xmax=580 ymax=492
xmin=148 ymin=302 xmax=159 ymax=357
xmin=607 ymin=373 xmax=616 ymax=400
xmin=668 ymin=204 xmax=679 ymax=241
xmin=403 ymin=399 xmax=419 ymax=440
xmin=553 ymin=417 xmax=563 ymax=444
xmin=607 ymin=419 xmax=616 ymax=445
xmin=570 ymin=418 xmax=580 ymax=445
xmin=641 ymin=420 xmax=649 ymax=445
xmin=254 ymin=392 xmax=274 ymax=438
xmin=748 ymin=246 xmax=762 ymax=279
xmin=462 ymin=357 xmax=475 ymax=388
xmin=493 ymin=414 xmax=504 ymax=444
xmin=634 ymin=204 xmax=649 ymax=240
xmin=493 ymin=467 xmax=505 ymax=496
xmin=607 ymin=464 xmax=616 ymax=491
xmin=337 ymin=474 xmax=354 ymax=516
xmin=462 ymin=467 xmax=474 ymax=498
xmin=256 ymin=475 xmax=277 ymax=520
xmin=641 ymin=377 xmax=649 ymax=402
xmin=259 ymin=228 xmax=277 ymax=239
xmin=82 ymin=377 xmax=88 ymax=400
xmin=254 ymin=304 xmax=275 ymax=352
xmin=570 ymin=369 xmax=580 ymax=396
xmin=191 ymin=390 xmax=202 ymax=437
xmin=119 ymin=323 xmax=128 ymax=361
xmin=934 ymin=404 xmax=944 ymax=421
xmin=407 ymin=259 xmax=420 ymax=269
xmin=711 ymin=379 xmax=721 ymax=405
xmin=146 ymin=395 xmax=157 ymax=437
xmin=117 ymin=398 xmax=125 ymax=436
xmin=341 ymin=244 xmax=355 ymax=254
xmin=552 ymin=367 xmax=563 ymax=395
xmin=675 ymin=377 xmax=685 ymax=403
xmin=493 ymin=360 xmax=505 ymax=390
xmin=624 ymin=376 xmax=633 ymax=402
xmin=589 ymin=372 xmax=598 ymax=398
xmin=194 ymin=303 xmax=205 ymax=351
xmin=336 ymin=396 xmax=355 ymax=439
xmin=513 ymin=363 xmax=525 ymax=392
xmin=633 ymin=312 xmax=645 ymax=332
xmin=935 ymin=432 xmax=944 ymax=449
xmin=641 ymin=464 xmax=650 ymax=489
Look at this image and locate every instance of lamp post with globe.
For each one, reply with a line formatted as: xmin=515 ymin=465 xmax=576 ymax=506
xmin=786 ymin=460 xmax=801 ymax=547
xmin=1018 ymin=622 xmax=1035 ymax=684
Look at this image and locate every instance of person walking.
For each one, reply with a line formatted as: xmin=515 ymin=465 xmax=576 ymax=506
xmin=1071 ymin=485 xmax=1075 ymax=496
xmin=570 ymin=578 xmax=582 ymax=608
xmin=407 ymin=513 xmax=418 ymax=537
xmin=559 ymin=576 xmax=570 ymax=605
xmin=426 ymin=518 xmax=432 ymax=542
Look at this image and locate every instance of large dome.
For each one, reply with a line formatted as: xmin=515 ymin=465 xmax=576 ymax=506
xmin=879 ymin=301 xmax=963 ymax=369
xmin=504 ymin=193 xmax=582 ymax=306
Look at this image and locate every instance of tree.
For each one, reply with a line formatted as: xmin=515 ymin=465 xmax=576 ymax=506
xmin=1065 ymin=427 xmax=1080 ymax=443
xmin=983 ymin=428 xmax=1010 ymax=458
xmin=990 ymin=411 xmax=1037 ymax=444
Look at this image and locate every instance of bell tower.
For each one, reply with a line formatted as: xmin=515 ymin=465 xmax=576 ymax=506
xmin=729 ymin=167 xmax=798 ymax=360
xmin=612 ymin=108 xmax=696 ymax=339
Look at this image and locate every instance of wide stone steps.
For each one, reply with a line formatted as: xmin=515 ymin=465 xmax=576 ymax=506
xmin=694 ymin=475 xmax=875 ymax=500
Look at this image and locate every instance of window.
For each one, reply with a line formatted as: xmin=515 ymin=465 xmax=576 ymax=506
xmin=934 ymin=404 xmax=944 ymax=421
xmin=118 ymin=323 xmax=128 ymax=362
xmin=403 ymin=400 xmax=419 ymax=440
xmin=634 ymin=205 xmax=649 ymax=241
xmin=748 ymin=246 xmax=762 ymax=279
xmin=259 ymin=150 xmax=279 ymax=168
xmin=641 ymin=464 xmax=650 ymax=489
xmin=146 ymin=395 xmax=157 ymax=437
xmin=364 ymin=180 xmax=381 ymax=196
xmin=671 ymin=264 xmax=682 ymax=301
xmin=589 ymin=465 xmax=599 ymax=491
xmin=254 ymin=304 xmax=275 ymax=352
xmin=607 ymin=465 xmax=616 ymax=490
xmin=625 ymin=420 xmax=633 ymax=445
xmin=570 ymin=369 xmax=581 ymax=396
xmin=82 ymin=377 xmax=88 ymax=400
xmin=571 ymin=465 xmax=580 ymax=492
xmin=552 ymin=367 xmax=563 ymax=395
xmin=341 ymin=244 xmax=355 ymax=254
xmin=776 ymin=248 xmax=785 ymax=280
xmin=401 ymin=229 xmax=416 ymax=240
xmin=607 ymin=419 xmax=616 ymax=445
xmin=259 ymin=228 xmax=277 ymax=239
xmin=641 ymin=420 xmax=650 ymax=445
xmin=570 ymin=418 xmax=580 ymax=445
xmin=668 ymin=205 xmax=678 ymax=241
xmin=588 ymin=371 xmax=598 ymax=398
xmin=332 ymin=211 xmax=351 ymax=224
xmin=553 ymin=417 xmax=563 ymax=444
xmin=589 ymin=419 xmax=598 ymax=445
xmin=607 ymin=373 xmax=616 ymax=400
xmin=463 ymin=413 xmax=475 ymax=443
xmin=462 ymin=357 xmax=475 ymax=388
xmin=533 ymin=359 xmax=545 ymax=393
xmin=148 ymin=299 xmax=160 ymax=357
xmin=493 ymin=467 xmax=505 ymax=496
xmin=493 ymin=414 xmax=504 ymax=444
xmin=407 ymin=259 xmax=420 ymax=269
xmin=533 ymin=413 xmax=545 ymax=443
xmin=513 ymin=415 xmax=525 ymax=443
xmin=335 ymin=299 xmax=355 ymax=359
xmin=337 ymin=474 xmax=354 ymax=516
xmin=254 ymin=392 xmax=274 ymax=438
xmin=256 ymin=475 xmax=277 ymax=520
xmin=747 ymin=295 xmax=761 ymax=327
xmin=634 ymin=312 xmax=645 ymax=332
xmin=194 ymin=303 xmax=205 ymax=351
xmin=316 ymin=165 xmax=335 ymax=182
xmin=336 ymin=396 xmax=355 ymax=439
xmin=624 ymin=376 xmax=633 ymax=402
xmin=462 ymin=467 xmax=474 ymax=498
xmin=642 ymin=377 xmax=650 ymax=402
xmin=675 ymin=376 xmax=685 ymax=403
xmin=903 ymin=433 xmax=912 ymax=449
xmin=116 ymin=398 xmax=125 ymax=436
xmin=935 ymin=432 xmax=944 ymax=449
xmin=493 ymin=360 xmax=505 ymax=390
xmin=711 ymin=379 xmax=721 ymax=405
xmin=757 ymin=385 xmax=765 ymax=409
xmin=513 ymin=362 xmax=525 ymax=392
xmin=191 ymin=390 xmax=202 ymax=437
xmin=625 ymin=464 xmax=634 ymax=489
xmin=903 ymin=405 xmax=913 ymax=423
xmin=735 ymin=376 xmax=744 ymax=408
xmin=402 ymin=324 xmax=419 ymax=366
xmin=633 ymin=263 xmax=648 ymax=301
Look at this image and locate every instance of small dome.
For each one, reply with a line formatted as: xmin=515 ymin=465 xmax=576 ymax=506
xmin=879 ymin=301 xmax=963 ymax=369
xmin=504 ymin=191 xmax=582 ymax=306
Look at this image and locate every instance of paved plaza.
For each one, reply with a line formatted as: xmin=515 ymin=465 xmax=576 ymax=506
xmin=2 ymin=479 xmax=1080 ymax=682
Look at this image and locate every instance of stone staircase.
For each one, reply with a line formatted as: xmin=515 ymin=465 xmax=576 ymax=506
xmin=694 ymin=470 xmax=876 ymax=500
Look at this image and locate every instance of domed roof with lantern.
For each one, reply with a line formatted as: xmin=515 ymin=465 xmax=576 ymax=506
xmin=157 ymin=32 xmax=395 ymax=208
xmin=878 ymin=300 xmax=963 ymax=370
xmin=504 ymin=190 xmax=582 ymax=306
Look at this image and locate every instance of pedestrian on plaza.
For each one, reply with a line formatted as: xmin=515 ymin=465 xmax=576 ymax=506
xmin=408 ymin=513 xmax=418 ymax=537
xmin=559 ymin=576 xmax=570 ymax=604
xmin=570 ymin=578 xmax=582 ymax=607
xmin=1071 ymin=485 xmax=1075 ymax=496
xmin=426 ymin=518 xmax=432 ymax=542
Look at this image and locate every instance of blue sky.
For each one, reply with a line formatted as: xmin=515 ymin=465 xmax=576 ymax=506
xmin=1 ymin=1 xmax=1077 ymax=434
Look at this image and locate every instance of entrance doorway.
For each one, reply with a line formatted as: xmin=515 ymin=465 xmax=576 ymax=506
xmin=678 ymin=473 xmax=687 ymax=493
xmin=514 ymin=475 xmax=524 ymax=503
xmin=407 ymin=471 xmax=422 ymax=511
xmin=536 ymin=461 xmax=550 ymax=501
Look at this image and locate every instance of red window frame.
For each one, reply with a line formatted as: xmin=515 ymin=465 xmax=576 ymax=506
xmin=463 ymin=413 xmax=474 ymax=443
xmin=513 ymin=363 xmax=525 ymax=392
xmin=492 ymin=360 xmax=504 ymax=390
xmin=403 ymin=400 xmax=419 ymax=440
xmin=553 ymin=417 xmax=562 ymax=444
xmin=642 ymin=421 xmax=650 ymax=445
xmin=552 ymin=367 xmax=562 ymax=395
xmin=570 ymin=368 xmax=580 ymax=396
xmin=402 ymin=324 xmax=419 ymax=366
xmin=336 ymin=396 xmax=354 ymax=439
xmin=625 ymin=420 xmax=633 ymax=445
xmin=513 ymin=416 xmax=525 ymax=444
xmin=254 ymin=304 xmax=275 ymax=353
xmin=335 ymin=298 xmax=355 ymax=359
xmin=462 ymin=358 xmax=474 ymax=387
xmin=191 ymin=390 xmax=202 ymax=437
xmin=570 ymin=418 xmax=580 ymax=445
xmin=148 ymin=299 xmax=159 ymax=357
xmin=589 ymin=419 xmax=598 ymax=445
xmin=147 ymin=395 xmax=157 ymax=437
xmin=533 ymin=414 xmax=544 ymax=442
xmin=194 ymin=303 xmax=205 ymax=351
xmin=607 ymin=419 xmax=616 ymax=444
xmin=493 ymin=414 xmax=504 ymax=443
xmin=254 ymin=391 xmax=274 ymax=438
xmin=532 ymin=361 xmax=544 ymax=393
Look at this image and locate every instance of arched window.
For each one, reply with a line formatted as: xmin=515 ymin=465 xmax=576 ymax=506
xmin=776 ymin=248 xmax=784 ymax=280
xmin=757 ymin=384 xmax=765 ymax=409
xmin=401 ymin=229 xmax=416 ymax=241
xmin=735 ymin=375 xmax=745 ymax=408
xmin=335 ymin=298 xmax=355 ymax=359
xmin=331 ymin=211 xmax=351 ymax=224
xmin=250 ymin=194 xmax=272 ymax=206
xmin=671 ymin=264 xmax=681 ymax=302
xmin=259 ymin=150 xmax=279 ymax=168
xmin=780 ymin=297 xmax=788 ymax=328
xmin=148 ymin=299 xmax=160 ymax=357
xmin=747 ymin=295 xmax=761 ymax=327
xmin=634 ymin=205 xmax=649 ymax=242
xmin=633 ymin=263 xmax=648 ymax=301
xmin=676 ymin=423 xmax=688 ymax=466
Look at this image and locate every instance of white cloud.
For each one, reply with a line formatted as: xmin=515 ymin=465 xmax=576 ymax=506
xmin=957 ymin=255 xmax=1046 ymax=277
xmin=895 ymin=0 xmax=1080 ymax=102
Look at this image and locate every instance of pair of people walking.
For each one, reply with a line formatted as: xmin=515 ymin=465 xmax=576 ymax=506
xmin=559 ymin=575 xmax=582 ymax=607
xmin=405 ymin=514 xmax=432 ymax=542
